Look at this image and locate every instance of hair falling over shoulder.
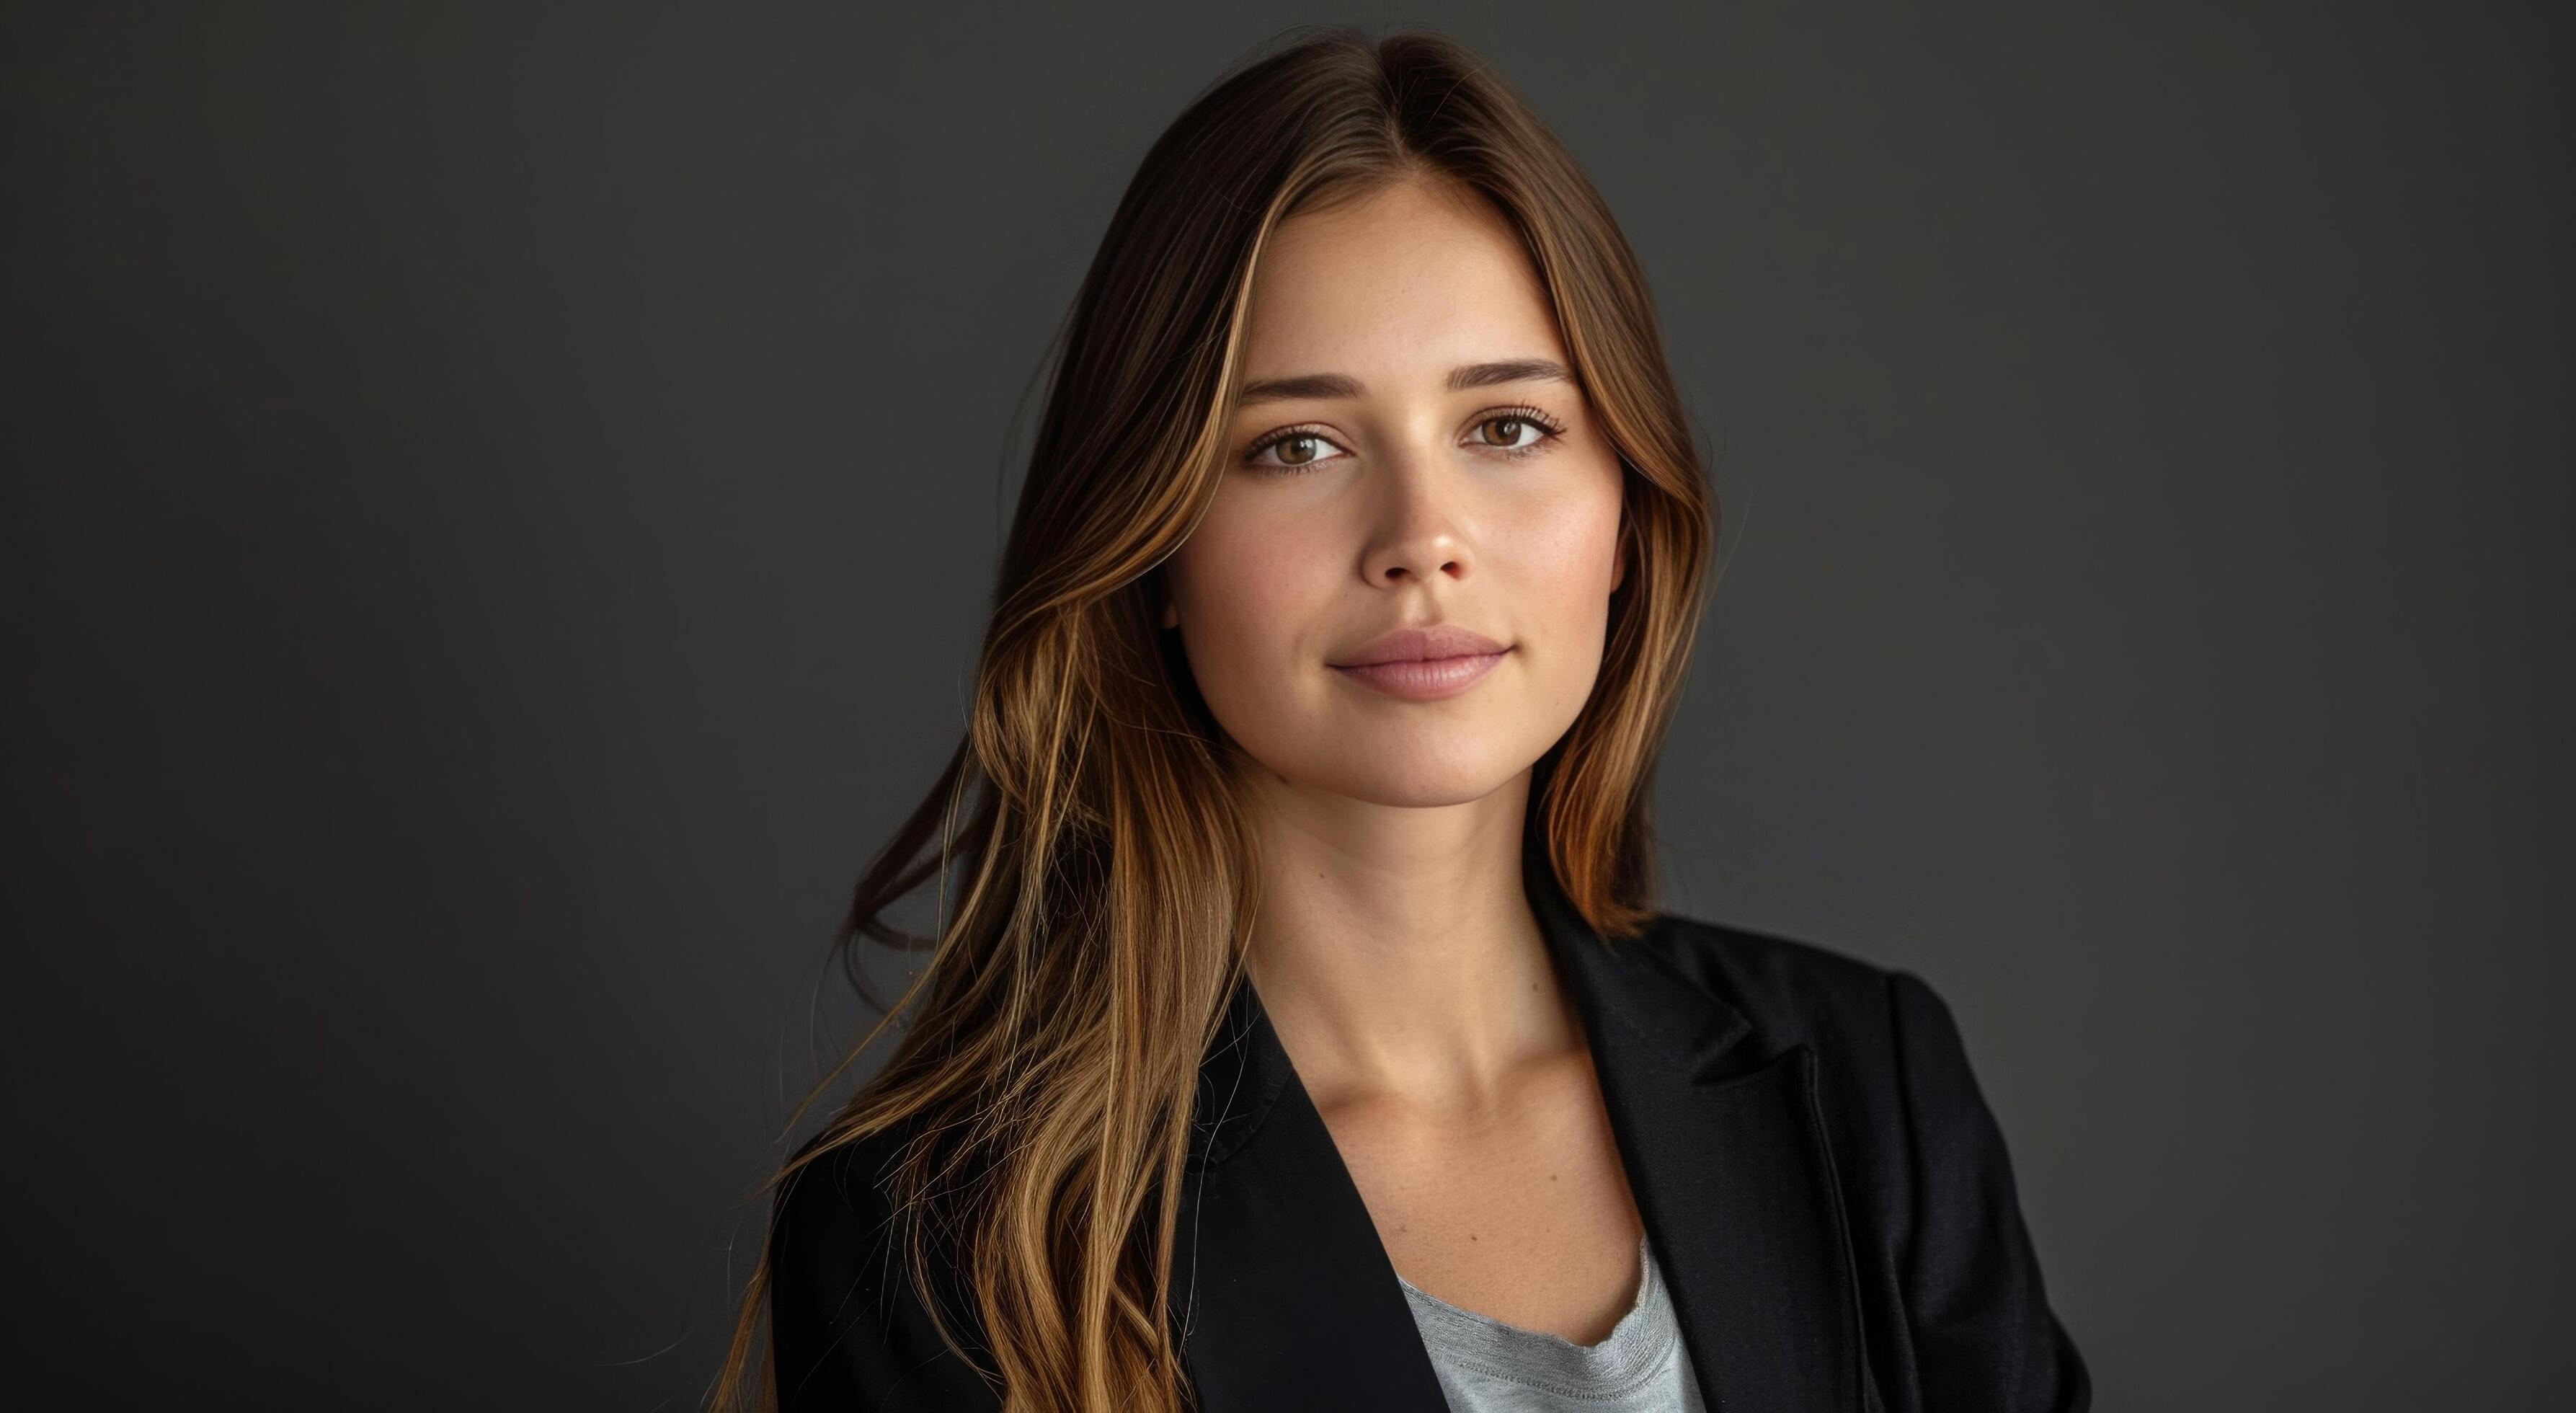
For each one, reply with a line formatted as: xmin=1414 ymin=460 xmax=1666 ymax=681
xmin=706 ymin=23 xmax=1716 ymax=1412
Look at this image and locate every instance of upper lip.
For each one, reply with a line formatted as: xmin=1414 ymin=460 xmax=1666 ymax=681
xmin=1330 ymin=624 xmax=1510 ymax=667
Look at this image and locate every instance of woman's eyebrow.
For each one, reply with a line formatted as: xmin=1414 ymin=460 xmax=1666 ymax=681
xmin=1234 ymin=358 xmax=1572 ymax=406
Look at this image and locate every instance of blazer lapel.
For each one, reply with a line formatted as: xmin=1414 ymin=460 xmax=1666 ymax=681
xmin=1170 ymin=840 xmax=1868 ymax=1412
xmin=1168 ymin=949 xmax=1452 ymax=1411
xmin=1526 ymin=851 xmax=1872 ymax=1411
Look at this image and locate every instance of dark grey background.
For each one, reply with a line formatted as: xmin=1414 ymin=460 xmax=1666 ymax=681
xmin=6 ymin=4 xmax=2567 ymax=1409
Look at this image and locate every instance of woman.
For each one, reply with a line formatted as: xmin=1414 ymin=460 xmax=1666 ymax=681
xmin=711 ymin=25 xmax=2089 ymax=1413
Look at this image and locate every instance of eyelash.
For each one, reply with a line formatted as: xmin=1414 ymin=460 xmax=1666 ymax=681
xmin=1240 ymin=405 xmax=1569 ymax=475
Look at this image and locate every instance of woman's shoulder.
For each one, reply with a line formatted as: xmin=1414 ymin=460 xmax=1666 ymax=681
xmin=1637 ymin=908 xmax=1934 ymax=1045
xmin=769 ymin=1118 xmax=980 ymax=1282
xmin=767 ymin=1120 xmax=1005 ymax=1410
xmin=1627 ymin=908 xmax=2011 ymax=1125
xmin=773 ymin=1122 xmax=904 ymax=1224
xmin=765 ymin=1123 xmax=914 ymax=1324
xmin=1634 ymin=912 xmax=2092 ymax=1407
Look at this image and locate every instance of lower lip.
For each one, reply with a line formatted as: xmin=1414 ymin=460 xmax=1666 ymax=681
xmin=1329 ymin=649 xmax=1509 ymax=701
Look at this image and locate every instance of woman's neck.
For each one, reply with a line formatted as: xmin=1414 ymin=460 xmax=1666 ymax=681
xmin=1235 ymin=770 xmax=1583 ymax=1116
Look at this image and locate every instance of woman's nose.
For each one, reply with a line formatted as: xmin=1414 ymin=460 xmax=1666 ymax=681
xmin=1359 ymin=446 xmax=1475 ymax=585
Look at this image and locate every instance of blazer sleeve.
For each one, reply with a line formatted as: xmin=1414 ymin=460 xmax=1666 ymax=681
xmin=765 ymin=1135 xmax=1006 ymax=1412
xmin=1886 ymin=970 xmax=2092 ymax=1412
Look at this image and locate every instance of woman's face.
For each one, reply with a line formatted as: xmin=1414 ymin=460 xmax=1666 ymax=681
xmin=1161 ymin=176 xmax=1627 ymax=810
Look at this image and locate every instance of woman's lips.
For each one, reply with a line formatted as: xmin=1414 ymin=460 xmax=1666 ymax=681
xmin=1329 ymin=648 xmax=1509 ymax=701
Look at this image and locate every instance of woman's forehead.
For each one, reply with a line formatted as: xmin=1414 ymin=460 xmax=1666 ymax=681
xmin=1240 ymin=193 xmax=1565 ymax=394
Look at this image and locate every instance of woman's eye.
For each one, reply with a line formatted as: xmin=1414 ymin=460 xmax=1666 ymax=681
xmin=1243 ymin=430 xmax=1348 ymax=471
xmin=1473 ymin=409 xmax=1564 ymax=455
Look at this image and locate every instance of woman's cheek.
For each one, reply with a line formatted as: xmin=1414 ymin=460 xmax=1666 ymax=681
xmin=1173 ymin=512 xmax=1316 ymax=724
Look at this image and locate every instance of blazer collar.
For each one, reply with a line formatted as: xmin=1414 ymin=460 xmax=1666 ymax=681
xmin=1172 ymin=838 xmax=1872 ymax=1411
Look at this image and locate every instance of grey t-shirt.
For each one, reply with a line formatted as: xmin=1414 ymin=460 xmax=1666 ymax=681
xmin=1395 ymin=1232 xmax=1709 ymax=1412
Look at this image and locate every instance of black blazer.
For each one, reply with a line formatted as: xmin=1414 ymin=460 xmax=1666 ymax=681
xmin=767 ymin=846 xmax=2091 ymax=1411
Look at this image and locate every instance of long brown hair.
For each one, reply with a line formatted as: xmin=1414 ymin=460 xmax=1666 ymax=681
xmin=706 ymin=23 xmax=1715 ymax=1412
